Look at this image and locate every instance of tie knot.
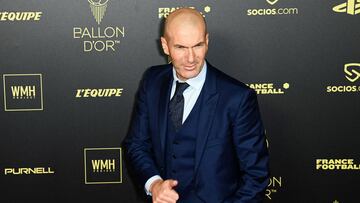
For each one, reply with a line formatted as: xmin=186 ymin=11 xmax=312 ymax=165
xmin=174 ymin=81 xmax=189 ymax=96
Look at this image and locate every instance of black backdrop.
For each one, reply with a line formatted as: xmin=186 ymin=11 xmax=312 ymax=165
xmin=1 ymin=0 xmax=360 ymax=202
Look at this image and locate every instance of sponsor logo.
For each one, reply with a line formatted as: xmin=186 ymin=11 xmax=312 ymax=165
xmin=247 ymin=0 xmax=299 ymax=16
xmin=316 ymin=159 xmax=360 ymax=170
xmin=247 ymin=83 xmax=290 ymax=95
xmin=10 ymin=85 xmax=36 ymax=99
xmin=3 ymin=74 xmax=44 ymax=111
xmin=158 ymin=6 xmax=211 ymax=19
xmin=75 ymin=88 xmax=123 ymax=98
xmin=266 ymin=176 xmax=282 ymax=200
xmin=326 ymin=63 xmax=360 ymax=93
xmin=92 ymin=159 xmax=115 ymax=172
xmin=333 ymin=0 xmax=360 ymax=15
xmin=88 ymin=0 xmax=108 ymax=24
xmin=0 ymin=12 xmax=42 ymax=21
xmin=4 ymin=167 xmax=54 ymax=175
xmin=84 ymin=147 xmax=122 ymax=184
xmin=344 ymin=63 xmax=360 ymax=82
xmin=267 ymin=0 xmax=279 ymax=5
xmin=73 ymin=0 xmax=125 ymax=52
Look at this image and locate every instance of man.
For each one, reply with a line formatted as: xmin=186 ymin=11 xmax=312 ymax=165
xmin=124 ymin=8 xmax=269 ymax=203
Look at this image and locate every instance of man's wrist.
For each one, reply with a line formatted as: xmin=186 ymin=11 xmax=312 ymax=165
xmin=149 ymin=179 xmax=163 ymax=193
xmin=144 ymin=175 xmax=162 ymax=195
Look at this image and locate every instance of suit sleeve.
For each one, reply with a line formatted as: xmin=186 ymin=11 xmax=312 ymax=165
xmin=123 ymin=69 xmax=160 ymax=187
xmin=225 ymin=89 xmax=270 ymax=203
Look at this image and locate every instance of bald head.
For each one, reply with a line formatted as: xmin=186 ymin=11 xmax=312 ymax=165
xmin=163 ymin=8 xmax=207 ymax=39
xmin=160 ymin=8 xmax=209 ymax=81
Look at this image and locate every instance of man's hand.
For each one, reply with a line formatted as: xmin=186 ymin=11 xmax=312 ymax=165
xmin=150 ymin=179 xmax=179 ymax=203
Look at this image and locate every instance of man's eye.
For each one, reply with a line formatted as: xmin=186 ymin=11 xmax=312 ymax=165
xmin=175 ymin=46 xmax=185 ymax=49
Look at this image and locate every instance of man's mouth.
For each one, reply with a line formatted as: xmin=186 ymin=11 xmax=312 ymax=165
xmin=184 ymin=64 xmax=197 ymax=70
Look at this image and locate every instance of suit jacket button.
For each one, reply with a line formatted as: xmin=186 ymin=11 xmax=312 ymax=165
xmin=172 ymin=154 xmax=176 ymax=159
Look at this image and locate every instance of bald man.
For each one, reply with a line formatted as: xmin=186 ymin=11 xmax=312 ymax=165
xmin=124 ymin=8 xmax=269 ymax=203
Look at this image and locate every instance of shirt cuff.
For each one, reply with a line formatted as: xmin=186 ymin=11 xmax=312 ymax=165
xmin=144 ymin=175 xmax=162 ymax=196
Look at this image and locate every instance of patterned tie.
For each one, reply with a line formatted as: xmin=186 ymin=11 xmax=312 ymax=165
xmin=169 ymin=81 xmax=189 ymax=131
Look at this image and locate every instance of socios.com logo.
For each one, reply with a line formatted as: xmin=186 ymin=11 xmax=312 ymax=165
xmin=326 ymin=63 xmax=360 ymax=93
xmin=344 ymin=63 xmax=360 ymax=82
xmin=247 ymin=0 xmax=299 ymax=16
xmin=267 ymin=0 xmax=278 ymax=5
xmin=333 ymin=0 xmax=360 ymax=15
xmin=88 ymin=0 xmax=109 ymax=24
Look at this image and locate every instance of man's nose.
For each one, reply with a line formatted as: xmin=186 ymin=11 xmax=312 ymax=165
xmin=187 ymin=48 xmax=195 ymax=63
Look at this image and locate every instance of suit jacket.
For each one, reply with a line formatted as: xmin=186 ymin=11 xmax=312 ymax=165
xmin=124 ymin=62 xmax=269 ymax=203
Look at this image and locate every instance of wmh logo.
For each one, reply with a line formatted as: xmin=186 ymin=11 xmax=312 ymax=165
xmin=91 ymin=159 xmax=115 ymax=172
xmin=84 ymin=147 xmax=122 ymax=184
xmin=11 ymin=85 xmax=36 ymax=99
xmin=333 ymin=0 xmax=360 ymax=15
xmin=3 ymin=74 xmax=43 ymax=111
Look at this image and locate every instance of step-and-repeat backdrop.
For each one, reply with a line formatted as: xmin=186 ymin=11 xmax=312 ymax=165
xmin=1 ymin=0 xmax=359 ymax=202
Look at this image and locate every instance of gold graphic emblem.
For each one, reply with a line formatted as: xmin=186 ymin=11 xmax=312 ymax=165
xmin=84 ymin=147 xmax=122 ymax=184
xmin=344 ymin=63 xmax=360 ymax=82
xmin=267 ymin=0 xmax=279 ymax=5
xmin=333 ymin=0 xmax=360 ymax=15
xmin=3 ymin=73 xmax=44 ymax=111
xmin=88 ymin=0 xmax=109 ymax=24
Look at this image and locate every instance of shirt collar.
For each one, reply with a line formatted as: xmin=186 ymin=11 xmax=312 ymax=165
xmin=172 ymin=62 xmax=207 ymax=90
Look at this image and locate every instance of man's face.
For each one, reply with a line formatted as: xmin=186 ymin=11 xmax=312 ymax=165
xmin=161 ymin=24 xmax=209 ymax=81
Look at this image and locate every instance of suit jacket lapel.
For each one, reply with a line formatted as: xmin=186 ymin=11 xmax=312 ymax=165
xmin=158 ymin=66 xmax=173 ymax=163
xmin=194 ymin=64 xmax=219 ymax=174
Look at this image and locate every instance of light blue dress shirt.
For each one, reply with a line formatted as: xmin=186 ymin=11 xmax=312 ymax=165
xmin=170 ymin=62 xmax=207 ymax=123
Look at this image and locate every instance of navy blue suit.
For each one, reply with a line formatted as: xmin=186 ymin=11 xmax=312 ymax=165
xmin=124 ymin=62 xmax=269 ymax=203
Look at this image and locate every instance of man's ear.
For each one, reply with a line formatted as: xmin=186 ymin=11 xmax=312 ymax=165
xmin=161 ymin=37 xmax=170 ymax=55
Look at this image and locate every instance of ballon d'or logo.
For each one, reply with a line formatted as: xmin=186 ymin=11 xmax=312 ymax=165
xmin=266 ymin=0 xmax=279 ymax=5
xmin=88 ymin=0 xmax=109 ymax=25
